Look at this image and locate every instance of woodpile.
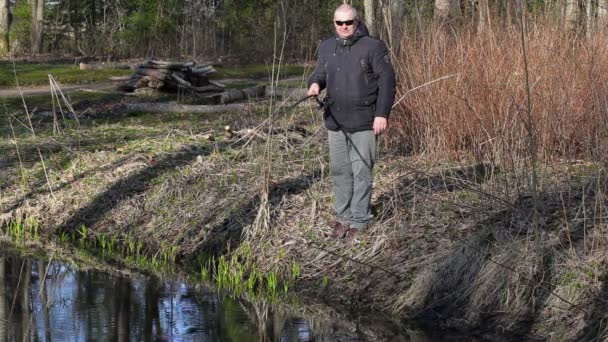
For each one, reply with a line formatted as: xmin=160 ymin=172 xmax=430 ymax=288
xmin=121 ymin=59 xmax=225 ymax=94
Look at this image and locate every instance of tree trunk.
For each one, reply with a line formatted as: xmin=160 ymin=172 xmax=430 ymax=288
xmin=586 ymin=0 xmax=595 ymax=37
xmin=363 ymin=0 xmax=376 ymax=36
xmin=116 ymin=278 xmax=130 ymax=342
xmin=435 ymin=0 xmax=452 ymax=20
xmin=599 ymin=0 xmax=608 ymax=28
xmin=386 ymin=0 xmax=405 ymax=48
xmin=89 ymin=0 xmax=96 ymax=52
xmin=70 ymin=0 xmax=81 ymax=55
xmin=31 ymin=0 xmax=44 ymax=54
xmin=0 ymin=0 xmax=9 ymax=54
xmin=565 ymin=0 xmax=579 ymax=32
xmin=477 ymin=0 xmax=491 ymax=33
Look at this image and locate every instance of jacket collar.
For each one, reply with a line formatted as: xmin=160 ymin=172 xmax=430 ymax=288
xmin=335 ymin=23 xmax=369 ymax=47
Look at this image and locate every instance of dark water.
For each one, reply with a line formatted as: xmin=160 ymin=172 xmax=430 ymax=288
xmin=0 ymin=249 xmax=476 ymax=341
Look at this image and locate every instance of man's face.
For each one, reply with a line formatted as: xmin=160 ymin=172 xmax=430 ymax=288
xmin=334 ymin=11 xmax=358 ymax=39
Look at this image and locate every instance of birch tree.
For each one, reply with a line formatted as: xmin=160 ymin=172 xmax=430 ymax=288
xmin=31 ymin=0 xmax=44 ymax=53
xmin=565 ymin=0 xmax=579 ymax=32
xmin=380 ymin=0 xmax=405 ymax=49
xmin=586 ymin=0 xmax=594 ymax=37
xmin=599 ymin=0 xmax=608 ymax=28
xmin=364 ymin=0 xmax=376 ymax=36
xmin=477 ymin=0 xmax=491 ymax=33
xmin=0 ymin=0 xmax=9 ymax=54
xmin=434 ymin=0 xmax=453 ymax=20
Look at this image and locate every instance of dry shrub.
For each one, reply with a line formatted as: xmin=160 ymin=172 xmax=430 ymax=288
xmin=390 ymin=22 xmax=608 ymax=165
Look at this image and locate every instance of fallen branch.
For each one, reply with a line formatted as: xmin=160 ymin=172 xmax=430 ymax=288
xmin=123 ymin=102 xmax=252 ymax=114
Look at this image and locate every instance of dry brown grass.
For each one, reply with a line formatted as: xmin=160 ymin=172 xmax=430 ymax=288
xmin=390 ymin=23 xmax=608 ymax=166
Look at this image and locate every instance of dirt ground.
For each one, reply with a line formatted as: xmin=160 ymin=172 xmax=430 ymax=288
xmin=0 ymin=83 xmax=118 ymax=97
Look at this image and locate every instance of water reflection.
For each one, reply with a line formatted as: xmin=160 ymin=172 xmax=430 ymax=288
xmin=0 ymin=249 xmax=471 ymax=342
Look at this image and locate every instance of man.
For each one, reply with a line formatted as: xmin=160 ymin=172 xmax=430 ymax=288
xmin=307 ymin=4 xmax=396 ymax=241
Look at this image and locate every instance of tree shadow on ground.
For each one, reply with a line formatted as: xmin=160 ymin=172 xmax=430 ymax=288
xmin=398 ymin=180 xmax=600 ymax=340
xmin=0 ymin=134 xmax=166 ymax=169
xmin=185 ymin=169 xmax=324 ymax=258
xmin=373 ymin=163 xmax=496 ymax=220
xmin=57 ymin=143 xmax=218 ymax=235
xmin=1 ymin=156 xmax=132 ymax=215
xmin=577 ymin=274 xmax=608 ymax=341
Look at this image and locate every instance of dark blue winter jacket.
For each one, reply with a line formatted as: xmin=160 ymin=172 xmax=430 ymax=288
xmin=308 ymin=24 xmax=396 ymax=132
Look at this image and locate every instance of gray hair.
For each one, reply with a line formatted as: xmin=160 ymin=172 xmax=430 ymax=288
xmin=334 ymin=4 xmax=359 ymax=20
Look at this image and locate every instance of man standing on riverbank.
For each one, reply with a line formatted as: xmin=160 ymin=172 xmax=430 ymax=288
xmin=307 ymin=4 xmax=396 ymax=242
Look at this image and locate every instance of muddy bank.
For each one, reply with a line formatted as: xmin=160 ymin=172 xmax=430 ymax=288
xmin=1 ymin=98 xmax=607 ymax=341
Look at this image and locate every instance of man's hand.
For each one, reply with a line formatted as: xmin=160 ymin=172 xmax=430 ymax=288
xmin=373 ymin=117 xmax=388 ymax=135
xmin=307 ymin=83 xmax=320 ymax=96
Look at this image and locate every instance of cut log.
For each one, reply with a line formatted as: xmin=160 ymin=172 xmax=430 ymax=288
xmin=187 ymin=73 xmax=213 ymax=87
xmin=191 ymin=65 xmax=216 ymax=74
xmin=135 ymin=68 xmax=172 ymax=78
xmin=209 ymin=80 xmax=225 ymax=88
xmin=134 ymin=76 xmax=150 ymax=89
xmin=144 ymin=60 xmax=195 ymax=70
xmin=124 ymin=102 xmax=252 ymax=114
xmin=220 ymin=86 xmax=266 ymax=104
xmin=121 ymin=59 xmax=224 ymax=94
xmin=191 ymin=84 xmax=225 ymax=93
xmin=171 ymin=73 xmax=192 ymax=87
xmin=147 ymin=77 xmax=164 ymax=89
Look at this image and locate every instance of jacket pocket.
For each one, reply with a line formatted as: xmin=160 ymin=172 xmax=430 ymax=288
xmin=360 ymin=59 xmax=371 ymax=86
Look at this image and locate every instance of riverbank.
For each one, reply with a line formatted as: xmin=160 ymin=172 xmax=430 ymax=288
xmin=1 ymin=91 xmax=607 ymax=341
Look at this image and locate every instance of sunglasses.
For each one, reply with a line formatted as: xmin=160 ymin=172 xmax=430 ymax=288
xmin=335 ymin=20 xmax=355 ymax=26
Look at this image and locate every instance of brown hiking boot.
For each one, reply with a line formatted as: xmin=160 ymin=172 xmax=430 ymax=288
xmin=343 ymin=228 xmax=360 ymax=244
xmin=329 ymin=221 xmax=350 ymax=239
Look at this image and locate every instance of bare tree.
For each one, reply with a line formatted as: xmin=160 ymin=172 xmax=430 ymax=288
xmin=434 ymin=0 xmax=453 ymax=20
xmin=380 ymin=0 xmax=405 ymax=49
xmin=565 ymin=0 xmax=579 ymax=32
xmin=19 ymin=261 xmax=31 ymax=342
xmin=599 ymin=0 xmax=608 ymax=28
xmin=364 ymin=0 xmax=376 ymax=36
xmin=31 ymin=0 xmax=44 ymax=53
xmin=586 ymin=0 xmax=595 ymax=37
xmin=0 ymin=0 xmax=9 ymax=54
xmin=477 ymin=0 xmax=491 ymax=33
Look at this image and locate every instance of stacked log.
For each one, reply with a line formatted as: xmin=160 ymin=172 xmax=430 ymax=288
xmin=121 ymin=60 xmax=225 ymax=94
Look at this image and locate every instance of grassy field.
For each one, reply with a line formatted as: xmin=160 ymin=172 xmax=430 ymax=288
xmin=0 ymin=61 xmax=133 ymax=88
xmin=212 ymin=64 xmax=309 ymax=80
xmin=0 ymin=61 xmax=308 ymax=89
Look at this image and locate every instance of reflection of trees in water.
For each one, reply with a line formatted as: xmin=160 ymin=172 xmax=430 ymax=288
xmin=0 ymin=253 xmax=363 ymax=341
xmin=5 ymin=257 xmax=32 ymax=341
xmin=37 ymin=260 xmax=52 ymax=342
xmin=115 ymin=277 xmax=131 ymax=341
xmin=0 ymin=256 xmax=7 ymax=341
xmin=20 ymin=260 xmax=32 ymax=341
xmin=143 ymin=278 xmax=161 ymax=341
